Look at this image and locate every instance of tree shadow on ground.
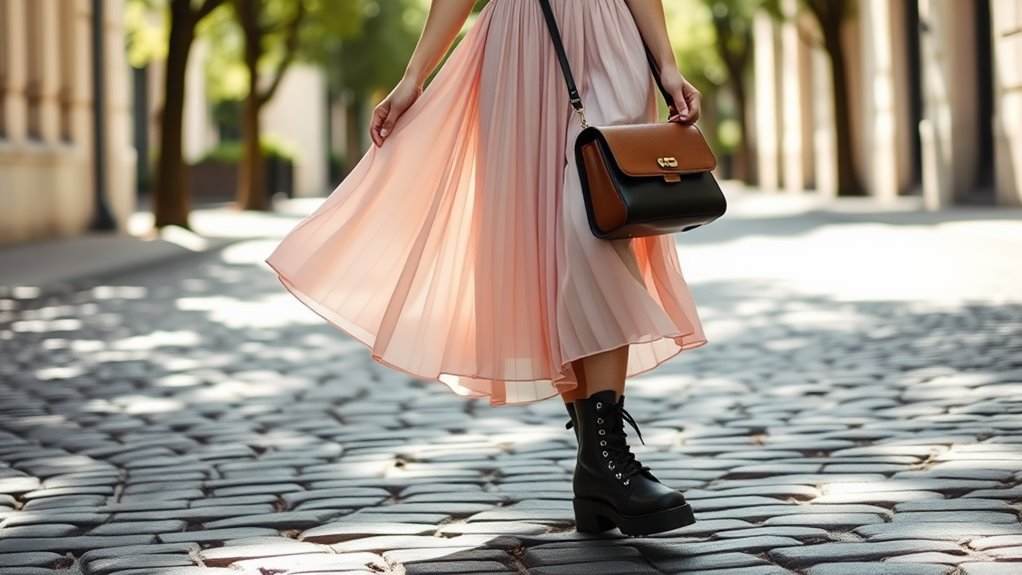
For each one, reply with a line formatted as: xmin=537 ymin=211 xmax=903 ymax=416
xmin=0 ymin=241 xmax=1020 ymax=573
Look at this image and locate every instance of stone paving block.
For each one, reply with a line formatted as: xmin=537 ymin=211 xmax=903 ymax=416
xmin=812 ymin=490 xmax=944 ymax=505
xmin=0 ymin=523 xmax=78 ymax=538
xmin=529 ymin=561 xmax=659 ymax=575
xmin=894 ymin=498 xmax=1015 ymax=512
xmin=656 ymin=551 xmax=770 ymax=572
xmin=209 ymin=483 xmax=306 ymax=497
xmin=228 ymin=551 xmax=389 ymax=573
xmin=0 ymin=476 xmax=41 ymax=495
xmin=969 ymin=535 xmax=1022 ymax=551
xmin=855 ymin=522 xmax=1022 ymax=541
xmin=357 ymin=502 xmax=495 ymax=515
xmin=713 ymin=526 xmax=831 ymax=541
xmin=0 ymin=534 xmax=157 ymax=554
xmin=330 ymin=534 xmax=494 ymax=553
xmin=79 ymin=542 xmax=200 ymax=563
xmin=964 ymin=486 xmax=1022 ymax=500
xmin=83 ymin=554 xmax=197 ymax=575
xmin=805 ymin=563 xmax=952 ymax=575
xmin=202 ymin=510 xmax=340 ymax=530
xmin=157 ymin=527 xmax=279 ymax=544
xmin=886 ymin=552 xmax=972 ymax=565
xmin=960 ymin=563 xmax=1022 ymax=575
xmin=105 ymin=568 xmax=254 ymax=575
xmin=0 ymin=552 xmax=64 ymax=568
xmin=0 ymin=511 xmax=110 ymax=528
xmin=88 ymin=520 xmax=189 ymax=535
xmin=402 ymin=560 xmax=512 ymax=574
xmin=199 ymin=540 xmax=328 ymax=567
xmin=891 ymin=511 xmax=1018 ymax=523
xmin=301 ymin=521 xmax=436 ymax=543
xmin=0 ymin=568 xmax=67 ymax=575
xmin=281 ymin=487 xmax=391 ymax=507
xmin=761 ymin=513 xmax=888 ymax=529
xmin=333 ymin=511 xmax=452 ymax=524
xmin=678 ymin=567 xmax=795 ymax=575
xmin=110 ymin=504 xmax=275 ymax=523
xmin=21 ymin=495 xmax=107 ymax=510
xmin=769 ymin=540 xmax=965 ymax=568
xmin=522 ymin=544 xmax=645 ymax=567
xmin=188 ymin=495 xmax=278 ymax=508
xmin=436 ymin=520 xmax=552 ymax=536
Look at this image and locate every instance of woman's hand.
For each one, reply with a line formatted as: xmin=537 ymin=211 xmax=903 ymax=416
xmin=659 ymin=68 xmax=701 ymax=125
xmin=369 ymin=78 xmax=424 ymax=147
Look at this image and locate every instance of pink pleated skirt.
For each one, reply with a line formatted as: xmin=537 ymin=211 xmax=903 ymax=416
xmin=265 ymin=0 xmax=707 ymax=406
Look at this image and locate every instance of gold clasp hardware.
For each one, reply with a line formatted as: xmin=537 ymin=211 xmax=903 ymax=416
xmin=575 ymin=107 xmax=588 ymax=129
xmin=658 ymin=157 xmax=678 ymax=168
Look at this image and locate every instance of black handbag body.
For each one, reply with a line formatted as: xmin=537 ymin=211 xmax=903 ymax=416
xmin=538 ymin=0 xmax=727 ymax=240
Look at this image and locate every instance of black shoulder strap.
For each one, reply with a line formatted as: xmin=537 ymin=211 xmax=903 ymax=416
xmin=536 ymin=0 xmax=677 ymax=114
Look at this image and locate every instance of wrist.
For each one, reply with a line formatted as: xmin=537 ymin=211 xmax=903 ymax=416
xmin=402 ymin=67 xmax=428 ymax=90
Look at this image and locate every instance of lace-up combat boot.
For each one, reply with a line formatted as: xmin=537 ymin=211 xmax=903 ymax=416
xmin=570 ymin=389 xmax=695 ymax=536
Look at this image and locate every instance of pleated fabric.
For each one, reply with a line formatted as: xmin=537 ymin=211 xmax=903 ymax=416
xmin=265 ymin=0 xmax=707 ymax=406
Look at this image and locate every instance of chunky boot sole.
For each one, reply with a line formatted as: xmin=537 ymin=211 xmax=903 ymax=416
xmin=573 ymin=496 xmax=696 ymax=536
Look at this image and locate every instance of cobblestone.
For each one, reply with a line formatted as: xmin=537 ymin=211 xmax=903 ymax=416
xmin=2 ymin=201 xmax=1021 ymax=573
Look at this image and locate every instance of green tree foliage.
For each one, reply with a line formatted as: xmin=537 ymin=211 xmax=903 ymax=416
xmin=198 ymin=0 xmax=365 ymax=211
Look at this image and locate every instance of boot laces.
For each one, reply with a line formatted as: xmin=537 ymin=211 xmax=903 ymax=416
xmin=604 ymin=399 xmax=650 ymax=481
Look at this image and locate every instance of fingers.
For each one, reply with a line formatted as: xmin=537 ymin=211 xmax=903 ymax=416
xmin=369 ymin=102 xmax=389 ymax=147
xmin=669 ymin=88 xmax=701 ymax=124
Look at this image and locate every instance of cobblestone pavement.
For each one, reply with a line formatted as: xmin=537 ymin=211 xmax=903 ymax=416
xmin=2 ymin=197 xmax=1022 ymax=575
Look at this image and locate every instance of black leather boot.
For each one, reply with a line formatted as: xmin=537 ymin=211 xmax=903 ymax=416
xmin=564 ymin=402 xmax=578 ymax=441
xmin=570 ymin=389 xmax=695 ymax=536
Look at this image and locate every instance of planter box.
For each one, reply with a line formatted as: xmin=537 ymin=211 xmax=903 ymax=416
xmin=189 ymin=158 xmax=294 ymax=201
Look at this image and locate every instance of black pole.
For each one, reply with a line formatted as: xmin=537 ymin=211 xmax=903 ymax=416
xmin=90 ymin=0 xmax=116 ymax=231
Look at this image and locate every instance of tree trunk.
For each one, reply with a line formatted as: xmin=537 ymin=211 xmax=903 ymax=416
xmin=153 ymin=1 xmax=196 ymax=229
xmin=235 ymin=0 xmax=269 ymax=211
xmin=730 ymin=76 xmax=751 ymax=182
xmin=824 ymin=31 xmax=864 ymax=196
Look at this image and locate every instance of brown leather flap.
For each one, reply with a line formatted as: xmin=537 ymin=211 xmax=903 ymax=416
xmin=593 ymin=123 xmax=717 ymax=177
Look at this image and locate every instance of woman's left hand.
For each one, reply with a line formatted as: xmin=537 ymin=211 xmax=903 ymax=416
xmin=659 ymin=69 xmax=701 ymax=125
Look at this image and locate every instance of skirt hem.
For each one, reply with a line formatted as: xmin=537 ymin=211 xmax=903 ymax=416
xmin=266 ymin=260 xmax=707 ymax=407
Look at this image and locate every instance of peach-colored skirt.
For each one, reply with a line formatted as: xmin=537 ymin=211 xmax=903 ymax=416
xmin=265 ymin=0 xmax=706 ymax=406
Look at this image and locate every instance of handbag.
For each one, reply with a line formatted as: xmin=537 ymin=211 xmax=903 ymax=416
xmin=537 ymin=0 xmax=727 ymax=239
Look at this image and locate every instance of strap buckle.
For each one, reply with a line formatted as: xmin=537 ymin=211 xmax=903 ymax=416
xmin=571 ymin=99 xmax=588 ymax=130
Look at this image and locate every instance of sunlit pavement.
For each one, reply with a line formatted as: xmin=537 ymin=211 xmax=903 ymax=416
xmin=2 ymin=189 xmax=1021 ymax=575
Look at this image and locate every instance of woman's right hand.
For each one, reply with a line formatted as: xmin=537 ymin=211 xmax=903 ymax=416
xmin=369 ymin=78 xmax=423 ymax=147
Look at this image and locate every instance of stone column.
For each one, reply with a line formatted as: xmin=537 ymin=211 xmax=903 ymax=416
xmin=753 ymin=9 xmax=780 ymax=191
xmin=859 ymin=0 xmax=914 ymax=202
xmin=37 ymin=0 xmax=61 ymax=144
xmin=2 ymin=0 xmax=28 ymax=143
xmin=917 ymin=0 xmax=981 ymax=209
xmin=991 ymin=0 xmax=1022 ymax=206
xmin=780 ymin=0 xmax=806 ymax=193
xmin=812 ymin=46 xmax=837 ymax=198
xmin=102 ymin=0 xmax=138 ymax=225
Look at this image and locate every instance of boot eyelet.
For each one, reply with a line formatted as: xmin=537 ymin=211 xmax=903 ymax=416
xmin=608 ymin=462 xmax=615 ymax=470
xmin=602 ymin=450 xmax=608 ymax=457
xmin=596 ymin=402 xmax=602 ymax=409
xmin=623 ymin=479 xmax=630 ymax=485
xmin=598 ymin=429 xmax=606 ymax=436
xmin=600 ymin=440 xmax=606 ymax=446
xmin=615 ymin=472 xmax=622 ymax=479
xmin=596 ymin=418 xmax=603 ymax=424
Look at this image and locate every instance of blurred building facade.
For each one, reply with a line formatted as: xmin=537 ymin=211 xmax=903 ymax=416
xmin=751 ymin=0 xmax=1022 ymax=208
xmin=0 ymin=0 xmax=136 ymax=246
